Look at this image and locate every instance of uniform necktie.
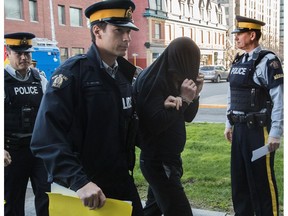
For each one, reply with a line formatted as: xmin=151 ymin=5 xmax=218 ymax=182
xmin=244 ymin=53 xmax=249 ymax=62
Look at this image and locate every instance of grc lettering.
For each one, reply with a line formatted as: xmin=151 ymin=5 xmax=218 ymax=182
xmin=230 ymin=68 xmax=247 ymax=75
xmin=14 ymin=86 xmax=39 ymax=95
xmin=122 ymin=97 xmax=132 ymax=109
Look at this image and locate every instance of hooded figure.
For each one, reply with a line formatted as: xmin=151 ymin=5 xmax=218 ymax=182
xmin=135 ymin=37 xmax=200 ymax=103
xmin=133 ymin=37 xmax=203 ymax=216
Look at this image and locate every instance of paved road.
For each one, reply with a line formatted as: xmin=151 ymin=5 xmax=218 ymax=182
xmin=194 ymin=80 xmax=228 ymax=123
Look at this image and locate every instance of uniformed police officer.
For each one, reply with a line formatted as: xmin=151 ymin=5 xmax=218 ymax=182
xmin=30 ymin=1 xmax=143 ymax=215
xmin=224 ymin=15 xmax=283 ymax=216
xmin=4 ymin=32 xmax=50 ymax=216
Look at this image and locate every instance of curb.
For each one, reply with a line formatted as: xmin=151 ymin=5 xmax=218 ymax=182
xmin=199 ymin=104 xmax=227 ymax=109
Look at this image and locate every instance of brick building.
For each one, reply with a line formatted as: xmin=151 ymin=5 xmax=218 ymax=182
xmin=4 ymin=0 xmax=228 ymax=69
xmin=4 ymin=0 xmax=95 ymax=62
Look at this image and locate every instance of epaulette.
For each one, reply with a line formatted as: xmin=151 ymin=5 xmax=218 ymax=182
xmin=50 ymin=54 xmax=87 ymax=89
xmin=252 ymin=50 xmax=275 ymax=67
xmin=58 ymin=54 xmax=87 ymax=71
xmin=30 ymin=68 xmax=42 ymax=81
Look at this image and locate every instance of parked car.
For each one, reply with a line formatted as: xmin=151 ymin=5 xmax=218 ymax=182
xmin=199 ymin=65 xmax=229 ymax=83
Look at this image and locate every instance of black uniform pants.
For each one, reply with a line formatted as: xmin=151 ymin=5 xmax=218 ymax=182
xmin=97 ymin=172 xmax=144 ymax=216
xmin=231 ymin=123 xmax=279 ymax=216
xmin=140 ymin=153 xmax=193 ymax=216
xmin=4 ymin=147 xmax=51 ymax=216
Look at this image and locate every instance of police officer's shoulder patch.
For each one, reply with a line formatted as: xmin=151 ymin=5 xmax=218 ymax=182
xmin=49 ymin=54 xmax=87 ymax=90
xmin=51 ymin=73 xmax=69 ymax=88
xmin=266 ymin=57 xmax=283 ymax=88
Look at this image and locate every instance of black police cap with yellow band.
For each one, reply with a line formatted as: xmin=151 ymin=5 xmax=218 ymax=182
xmin=4 ymin=32 xmax=35 ymax=52
xmin=85 ymin=0 xmax=139 ymax=31
xmin=232 ymin=15 xmax=265 ymax=34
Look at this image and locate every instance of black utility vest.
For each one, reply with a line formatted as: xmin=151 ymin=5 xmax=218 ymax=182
xmin=228 ymin=53 xmax=270 ymax=113
xmin=4 ymin=69 xmax=43 ymax=134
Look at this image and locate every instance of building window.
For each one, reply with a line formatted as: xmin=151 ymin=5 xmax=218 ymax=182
xmin=200 ymin=30 xmax=204 ymax=43
xmin=190 ymin=28 xmax=194 ymax=40
xmin=71 ymin=47 xmax=84 ymax=56
xmin=58 ymin=5 xmax=66 ymax=25
xmin=166 ymin=25 xmax=172 ymax=41
xmin=156 ymin=0 xmax=162 ymax=10
xmin=4 ymin=0 xmax=23 ymax=19
xmin=60 ymin=48 xmax=69 ymax=62
xmin=70 ymin=7 xmax=83 ymax=27
xmin=152 ymin=53 xmax=160 ymax=62
xmin=169 ymin=0 xmax=173 ymax=13
xmin=29 ymin=0 xmax=38 ymax=21
xmin=154 ymin=23 xmax=161 ymax=39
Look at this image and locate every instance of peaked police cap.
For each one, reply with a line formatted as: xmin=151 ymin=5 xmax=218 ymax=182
xmin=232 ymin=15 xmax=265 ymax=34
xmin=85 ymin=0 xmax=139 ymax=31
xmin=4 ymin=32 xmax=35 ymax=52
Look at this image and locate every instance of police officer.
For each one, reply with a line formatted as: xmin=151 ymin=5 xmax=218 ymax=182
xmin=4 ymin=32 xmax=50 ymax=216
xmin=30 ymin=1 xmax=143 ymax=215
xmin=224 ymin=15 xmax=283 ymax=216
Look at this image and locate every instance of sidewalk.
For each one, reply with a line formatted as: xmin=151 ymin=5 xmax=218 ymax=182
xmin=25 ymin=186 xmax=231 ymax=216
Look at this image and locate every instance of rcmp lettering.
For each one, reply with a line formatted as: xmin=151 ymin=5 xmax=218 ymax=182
xmin=14 ymin=86 xmax=39 ymax=95
xmin=230 ymin=67 xmax=247 ymax=75
xmin=122 ymin=97 xmax=132 ymax=109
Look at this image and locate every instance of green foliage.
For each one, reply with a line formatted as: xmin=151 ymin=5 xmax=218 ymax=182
xmin=133 ymin=123 xmax=284 ymax=214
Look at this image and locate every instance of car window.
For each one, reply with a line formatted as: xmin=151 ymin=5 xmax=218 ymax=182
xmin=200 ymin=66 xmax=214 ymax=70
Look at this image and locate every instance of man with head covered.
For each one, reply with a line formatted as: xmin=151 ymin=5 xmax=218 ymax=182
xmin=133 ymin=37 xmax=204 ymax=216
xmin=30 ymin=0 xmax=143 ymax=215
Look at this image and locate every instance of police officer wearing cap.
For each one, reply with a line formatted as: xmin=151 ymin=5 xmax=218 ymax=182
xmin=4 ymin=32 xmax=50 ymax=216
xmin=30 ymin=1 xmax=143 ymax=215
xmin=224 ymin=15 xmax=283 ymax=216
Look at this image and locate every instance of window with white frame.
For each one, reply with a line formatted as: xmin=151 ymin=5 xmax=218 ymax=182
xmin=156 ymin=0 xmax=162 ymax=10
xmin=154 ymin=23 xmax=161 ymax=39
xmin=70 ymin=7 xmax=83 ymax=27
xmin=71 ymin=47 xmax=84 ymax=56
xmin=5 ymin=0 xmax=23 ymax=19
xmin=29 ymin=0 xmax=38 ymax=21
xmin=60 ymin=48 xmax=69 ymax=62
xmin=58 ymin=5 xmax=66 ymax=25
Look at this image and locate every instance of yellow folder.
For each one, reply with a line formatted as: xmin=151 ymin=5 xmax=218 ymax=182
xmin=48 ymin=193 xmax=132 ymax=216
xmin=48 ymin=183 xmax=132 ymax=216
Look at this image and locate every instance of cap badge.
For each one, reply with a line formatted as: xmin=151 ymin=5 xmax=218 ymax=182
xmin=20 ymin=38 xmax=28 ymax=45
xmin=125 ymin=7 xmax=133 ymax=19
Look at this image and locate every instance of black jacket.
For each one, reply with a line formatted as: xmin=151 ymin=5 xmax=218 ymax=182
xmin=30 ymin=43 xmax=136 ymax=191
xmin=133 ymin=37 xmax=200 ymax=160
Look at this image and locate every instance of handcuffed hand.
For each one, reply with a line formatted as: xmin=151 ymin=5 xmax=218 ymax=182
xmin=164 ymin=95 xmax=182 ymax=110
